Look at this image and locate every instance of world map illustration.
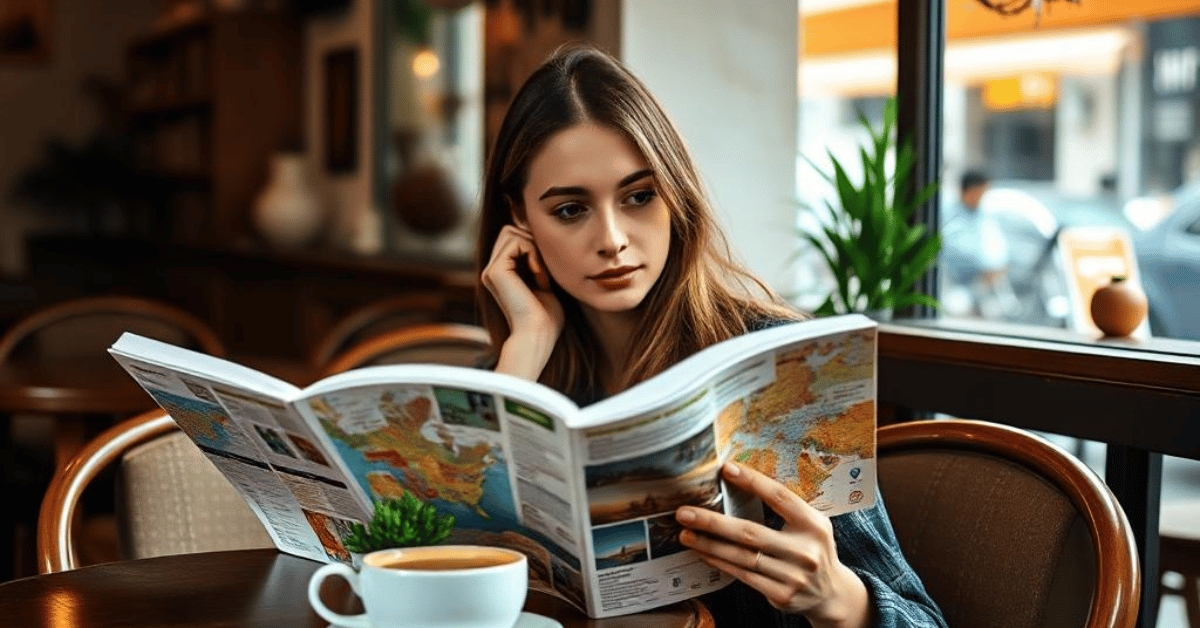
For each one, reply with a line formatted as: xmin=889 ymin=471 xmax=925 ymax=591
xmin=308 ymin=386 xmax=521 ymax=534
xmin=716 ymin=329 xmax=876 ymax=514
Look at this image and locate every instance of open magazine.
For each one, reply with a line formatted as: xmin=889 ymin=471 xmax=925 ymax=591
xmin=108 ymin=313 xmax=878 ymax=618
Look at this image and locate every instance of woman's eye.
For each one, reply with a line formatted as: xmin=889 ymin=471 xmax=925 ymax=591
xmin=552 ymin=202 xmax=587 ymax=220
xmin=625 ymin=189 xmax=657 ymax=207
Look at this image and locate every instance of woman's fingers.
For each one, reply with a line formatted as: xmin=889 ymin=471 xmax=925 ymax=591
xmin=687 ymin=546 xmax=799 ymax=608
xmin=482 ymin=225 xmax=563 ymax=338
xmin=677 ymin=510 xmax=825 ymax=613
xmin=720 ymin=462 xmax=828 ymax=534
xmin=676 ymin=504 xmax=776 ymax=565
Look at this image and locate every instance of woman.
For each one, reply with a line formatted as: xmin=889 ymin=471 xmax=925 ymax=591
xmin=476 ymin=44 xmax=946 ymax=628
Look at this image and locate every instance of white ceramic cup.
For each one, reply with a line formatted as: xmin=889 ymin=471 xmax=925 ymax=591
xmin=308 ymin=545 xmax=528 ymax=628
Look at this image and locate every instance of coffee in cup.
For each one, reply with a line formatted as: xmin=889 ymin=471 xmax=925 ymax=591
xmin=308 ymin=545 xmax=528 ymax=628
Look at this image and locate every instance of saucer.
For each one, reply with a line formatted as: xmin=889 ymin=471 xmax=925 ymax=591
xmin=514 ymin=612 xmax=565 ymax=628
xmin=326 ymin=612 xmax=563 ymax=628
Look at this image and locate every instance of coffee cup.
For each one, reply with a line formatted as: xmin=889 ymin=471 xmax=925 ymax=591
xmin=307 ymin=545 xmax=528 ymax=628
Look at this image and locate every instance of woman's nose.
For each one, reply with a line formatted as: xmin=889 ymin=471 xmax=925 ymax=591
xmin=595 ymin=208 xmax=629 ymax=257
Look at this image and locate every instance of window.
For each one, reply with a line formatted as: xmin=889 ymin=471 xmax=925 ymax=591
xmin=938 ymin=1 xmax=1200 ymax=341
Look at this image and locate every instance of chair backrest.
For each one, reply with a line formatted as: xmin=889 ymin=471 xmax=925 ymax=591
xmin=877 ymin=419 xmax=1139 ymax=628
xmin=37 ymin=409 xmax=271 ymax=573
xmin=319 ymin=322 xmax=492 ymax=377
xmin=307 ymin=293 xmax=476 ymax=369
xmin=0 ymin=295 xmax=225 ymax=361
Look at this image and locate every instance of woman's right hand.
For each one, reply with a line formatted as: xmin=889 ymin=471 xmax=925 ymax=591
xmin=482 ymin=225 xmax=564 ymax=381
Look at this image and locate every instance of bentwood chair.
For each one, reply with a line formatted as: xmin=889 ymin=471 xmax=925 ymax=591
xmin=38 ymin=409 xmax=271 ymax=573
xmin=0 ymin=295 xmax=225 ymax=362
xmin=877 ymin=419 xmax=1139 ymax=628
xmin=5 ymin=296 xmax=226 ymax=576
xmin=307 ymin=293 xmax=476 ymax=371
xmin=318 ymin=322 xmax=492 ymax=377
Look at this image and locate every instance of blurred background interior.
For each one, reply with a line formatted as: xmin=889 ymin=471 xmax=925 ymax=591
xmin=1 ymin=0 xmax=1197 ymax=626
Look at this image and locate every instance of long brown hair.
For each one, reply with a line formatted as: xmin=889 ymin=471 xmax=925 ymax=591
xmin=475 ymin=44 xmax=802 ymax=397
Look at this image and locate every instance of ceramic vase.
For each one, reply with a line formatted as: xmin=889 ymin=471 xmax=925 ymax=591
xmin=390 ymin=131 xmax=464 ymax=237
xmin=254 ymin=152 xmax=323 ymax=249
xmin=1089 ymin=276 xmax=1148 ymax=337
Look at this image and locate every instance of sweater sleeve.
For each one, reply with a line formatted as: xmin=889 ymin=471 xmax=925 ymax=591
xmin=831 ymin=497 xmax=947 ymax=628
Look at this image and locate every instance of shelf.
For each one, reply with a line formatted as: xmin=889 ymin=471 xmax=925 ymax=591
xmin=135 ymin=169 xmax=212 ymax=183
xmin=128 ymin=19 xmax=212 ymax=54
xmin=128 ymin=98 xmax=212 ymax=118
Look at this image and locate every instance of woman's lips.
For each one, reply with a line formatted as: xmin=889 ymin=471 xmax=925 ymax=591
xmin=590 ymin=265 xmax=641 ymax=287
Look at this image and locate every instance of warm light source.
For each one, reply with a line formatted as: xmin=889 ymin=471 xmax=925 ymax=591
xmin=983 ymin=73 xmax=1057 ymax=110
xmin=412 ymin=49 xmax=440 ymax=78
xmin=801 ymin=27 xmax=1128 ymax=97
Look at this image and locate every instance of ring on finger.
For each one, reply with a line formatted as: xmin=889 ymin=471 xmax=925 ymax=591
xmin=753 ymin=550 xmax=764 ymax=571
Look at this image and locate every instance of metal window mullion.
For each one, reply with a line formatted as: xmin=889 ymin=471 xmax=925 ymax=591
xmin=896 ymin=0 xmax=945 ymax=319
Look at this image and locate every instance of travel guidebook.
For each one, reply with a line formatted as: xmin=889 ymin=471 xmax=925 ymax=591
xmin=108 ymin=314 xmax=879 ymax=618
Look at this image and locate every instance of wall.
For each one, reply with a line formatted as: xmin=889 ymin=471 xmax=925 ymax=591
xmin=0 ymin=0 xmax=158 ymax=274
xmin=305 ymin=0 xmax=378 ymax=253
xmin=619 ymin=0 xmax=800 ymax=292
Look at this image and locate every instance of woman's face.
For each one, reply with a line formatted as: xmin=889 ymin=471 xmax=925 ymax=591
xmin=518 ymin=123 xmax=671 ymax=316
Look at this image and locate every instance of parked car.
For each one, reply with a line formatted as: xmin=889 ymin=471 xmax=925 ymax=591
xmin=1135 ymin=183 xmax=1200 ymax=340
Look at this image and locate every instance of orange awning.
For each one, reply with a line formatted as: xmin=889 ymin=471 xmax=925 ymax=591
xmin=803 ymin=0 xmax=1200 ymax=57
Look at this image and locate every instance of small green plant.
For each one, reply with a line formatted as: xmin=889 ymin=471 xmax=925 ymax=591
xmin=342 ymin=492 xmax=456 ymax=553
xmin=797 ymin=97 xmax=941 ymax=316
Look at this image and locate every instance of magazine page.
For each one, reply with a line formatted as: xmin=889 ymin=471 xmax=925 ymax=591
xmin=568 ymin=317 xmax=878 ymax=618
xmin=575 ymin=315 xmax=874 ymax=428
xmin=110 ymin=334 xmax=377 ymax=564
xmin=109 ymin=352 xmax=356 ymax=564
xmin=290 ymin=372 xmax=593 ymax=611
xmin=573 ymin=392 xmax=735 ymax=618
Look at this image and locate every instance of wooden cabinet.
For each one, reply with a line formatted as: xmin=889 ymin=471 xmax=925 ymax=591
xmin=125 ymin=13 xmax=303 ymax=244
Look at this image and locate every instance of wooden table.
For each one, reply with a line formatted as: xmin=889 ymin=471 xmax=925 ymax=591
xmin=0 ymin=549 xmax=715 ymax=628
xmin=0 ymin=352 xmax=315 ymax=471
xmin=0 ymin=353 xmax=156 ymax=471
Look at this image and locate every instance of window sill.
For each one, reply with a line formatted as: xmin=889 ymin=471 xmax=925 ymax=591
xmin=877 ymin=317 xmax=1200 ymax=459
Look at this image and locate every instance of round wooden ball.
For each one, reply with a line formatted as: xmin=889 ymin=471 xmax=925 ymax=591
xmin=1089 ymin=276 xmax=1148 ymax=337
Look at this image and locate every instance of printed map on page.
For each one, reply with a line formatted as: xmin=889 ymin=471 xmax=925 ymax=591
xmin=305 ymin=385 xmax=578 ymax=592
xmin=714 ymin=328 xmax=876 ymax=515
xmin=306 ymin=386 xmax=512 ymax=525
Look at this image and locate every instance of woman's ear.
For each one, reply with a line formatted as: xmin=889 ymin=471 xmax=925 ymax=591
xmin=506 ymin=194 xmax=529 ymax=229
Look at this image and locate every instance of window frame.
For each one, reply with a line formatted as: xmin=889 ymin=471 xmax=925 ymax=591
xmin=891 ymin=3 xmax=1200 ymax=628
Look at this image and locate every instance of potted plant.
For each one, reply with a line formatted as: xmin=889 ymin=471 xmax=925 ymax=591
xmin=796 ymin=97 xmax=941 ymax=319
xmin=341 ymin=491 xmax=456 ymax=563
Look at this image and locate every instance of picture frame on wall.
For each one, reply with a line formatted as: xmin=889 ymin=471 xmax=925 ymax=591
xmin=0 ymin=0 xmax=53 ymax=64
xmin=324 ymin=46 xmax=358 ymax=174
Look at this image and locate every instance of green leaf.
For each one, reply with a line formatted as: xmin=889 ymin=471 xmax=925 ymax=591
xmin=795 ymin=94 xmax=941 ymax=315
xmin=339 ymin=491 xmax=459 ymax=552
xmin=893 ymin=236 xmax=941 ymax=294
xmin=814 ymin=295 xmax=839 ymax=316
xmin=803 ymin=232 xmax=851 ymax=308
xmin=804 ymin=153 xmax=836 ymax=184
xmin=891 ymin=293 xmax=940 ymax=309
xmin=830 ymin=154 xmax=865 ymax=222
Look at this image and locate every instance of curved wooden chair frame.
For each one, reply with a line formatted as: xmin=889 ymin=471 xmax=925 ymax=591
xmin=37 ymin=409 xmax=178 ymax=574
xmin=319 ymin=322 xmax=492 ymax=378
xmin=307 ymin=293 xmax=470 ymax=369
xmin=877 ymin=419 xmax=1140 ymax=628
xmin=0 ymin=295 xmax=225 ymax=360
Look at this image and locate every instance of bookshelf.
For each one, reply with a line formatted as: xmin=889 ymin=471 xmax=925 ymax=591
xmin=125 ymin=12 xmax=303 ymax=244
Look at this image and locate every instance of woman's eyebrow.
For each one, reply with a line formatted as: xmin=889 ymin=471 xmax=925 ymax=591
xmin=618 ymin=168 xmax=654 ymax=188
xmin=538 ymin=169 xmax=655 ymax=201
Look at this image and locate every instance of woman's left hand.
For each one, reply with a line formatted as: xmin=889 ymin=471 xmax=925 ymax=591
xmin=675 ymin=462 xmax=870 ymax=628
